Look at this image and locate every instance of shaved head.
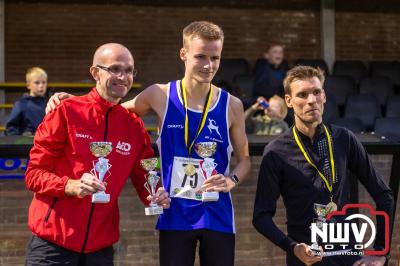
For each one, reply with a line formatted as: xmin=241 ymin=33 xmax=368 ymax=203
xmin=93 ymin=43 xmax=133 ymax=66
xmin=90 ymin=43 xmax=135 ymax=103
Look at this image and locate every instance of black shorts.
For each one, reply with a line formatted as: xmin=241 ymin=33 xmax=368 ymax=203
xmin=25 ymin=235 xmax=114 ymax=266
xmin=159 ymin=229 xmax=235 ymax=266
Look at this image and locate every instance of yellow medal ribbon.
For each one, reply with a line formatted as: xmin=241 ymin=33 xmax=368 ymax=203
xmin=181 ymin=79 xmax=213 ymax=156
xmin=293 ymin=125 xmax=336 ymax=192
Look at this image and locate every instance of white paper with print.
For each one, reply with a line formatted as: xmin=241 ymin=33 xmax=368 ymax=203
xmin=170 ymin=156 xmax=205 ymax=201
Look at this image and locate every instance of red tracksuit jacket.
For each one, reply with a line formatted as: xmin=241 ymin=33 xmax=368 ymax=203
xmin=25 ymin=88 xmax=153 ymax=253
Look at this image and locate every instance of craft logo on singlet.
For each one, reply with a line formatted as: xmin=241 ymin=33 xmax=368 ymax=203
xmin=167 ymin=124 xmax=184 ymax=129
xmin=310 ymin=203 xmax=390 ymax=256
xmin=116 ymin=141 xmax=131 ymax=155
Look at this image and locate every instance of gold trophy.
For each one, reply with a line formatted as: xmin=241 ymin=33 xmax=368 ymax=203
xmin=90 ymin=142 xmax=112 ymax=203
xmin=141 ymin=158 xmax=163 ymax=216
xmin=195 ymin=142 xmax=219 ymax=202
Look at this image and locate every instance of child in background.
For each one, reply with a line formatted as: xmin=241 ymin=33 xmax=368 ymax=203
xmin=244 ymin=95 xmax=288 ymax=135
xmin=253 ymin=44 xmax=288 ymax=98
xmin=6 ymin=67 xmax=47 ymax=136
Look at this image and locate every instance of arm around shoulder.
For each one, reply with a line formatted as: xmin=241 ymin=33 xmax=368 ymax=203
xmin=122 ymin=83 xmax=168 ymax=117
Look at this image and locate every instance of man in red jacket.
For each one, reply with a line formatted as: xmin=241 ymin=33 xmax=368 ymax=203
xmin=25 ymin=43 xmax=170 ymax=266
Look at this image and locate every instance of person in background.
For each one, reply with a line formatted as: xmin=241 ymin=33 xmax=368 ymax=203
xmin=244 ymin=95 xmax=288 ymax=135
xmin=6 ymin=67 xmax=47 ymax=136
xmin=253 ymin=44 xmax=288 ymax=99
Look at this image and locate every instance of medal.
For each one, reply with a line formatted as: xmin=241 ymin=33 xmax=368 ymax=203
xmin=181 ymin=79 xmax=213 ymax=167
xmin=326 ymin=201 xmax=337 ymax=213
xmin=184 ymin=163 xmax=196 ymax=176
xmin=326 ymin=196 xmax=337 ymax=213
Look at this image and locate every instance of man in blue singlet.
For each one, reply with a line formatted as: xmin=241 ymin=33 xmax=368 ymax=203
xmin=125 ymin=20 xmax=250 ymax=266
xmin=47 ymin=21 xmax=250 ymax=266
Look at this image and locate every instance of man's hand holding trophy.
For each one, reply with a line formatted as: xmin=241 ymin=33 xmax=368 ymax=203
xmin=64 ymin=141 xmax=112 ymax=201
xmin=141 ymin=157 xmax=171 ymax=215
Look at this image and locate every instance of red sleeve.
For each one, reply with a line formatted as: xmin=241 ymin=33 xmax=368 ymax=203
xmin=130 ymin=118 xmax=154 ymax=206
xmin=25 ymin=105 xmax=70 ymax=198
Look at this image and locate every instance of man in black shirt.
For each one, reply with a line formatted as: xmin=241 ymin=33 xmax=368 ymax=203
xmin=253 ymin=66 xmax=393 ymax=266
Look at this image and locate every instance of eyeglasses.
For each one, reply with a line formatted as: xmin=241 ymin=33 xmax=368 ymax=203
xmin=96 ymin=64 xmax=138 ymax=77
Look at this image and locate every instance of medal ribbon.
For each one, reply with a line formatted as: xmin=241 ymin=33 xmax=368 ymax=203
xmin=181 ymin=79 xmax=213 ymax=157
xmin=293 ymin=125 xmax=336 ymax=192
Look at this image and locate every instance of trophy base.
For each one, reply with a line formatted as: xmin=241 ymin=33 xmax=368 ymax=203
xmin=145 ymin=205 xmax=163 ymax=216
xmin=309 ymin=243 xmax=321 ymax=256
xmin=92 ymin=192 xmax=110 ymax=203
xmin=202 ymin=191 xmax=219 ymax=202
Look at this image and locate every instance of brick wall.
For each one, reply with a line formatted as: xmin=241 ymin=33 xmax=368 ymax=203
xmin=5 ymin=2 xmax=400 ymax=92
xmin=336 ymin=12 xmax=400 ymax=60
xmin=4 ymin=2 xmax=320 ymax=87
xmin=0 ymin=155 xmax=399 ymax=265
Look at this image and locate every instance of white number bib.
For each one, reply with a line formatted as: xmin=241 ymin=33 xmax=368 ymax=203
xmin=170 ymin=157 xmax=206 ymax=201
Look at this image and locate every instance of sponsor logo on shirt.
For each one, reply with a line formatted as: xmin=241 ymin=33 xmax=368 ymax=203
xmin=167 ymin=124 xmax=184 ymax=129
xmin=116 ymin=141 xmax=131 ymax=155
xmin=207 ymin=119 xmax=222 ymax=139
xmin=75 ymin=133 xmax=93 ymax=140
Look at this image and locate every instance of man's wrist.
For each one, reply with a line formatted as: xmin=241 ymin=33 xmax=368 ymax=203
xmin=228 ymin=173 xmax=240 ymax=186
xmin=291 ymin=242 xmax=299 ymax=254
xmin=64 ymin=178 xmax=78 ymax=196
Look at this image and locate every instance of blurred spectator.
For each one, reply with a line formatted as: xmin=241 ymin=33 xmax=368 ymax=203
xmin=5 ymin=67 xmax=47 ymax=136
xmin=244 ymin=95 xmax=288 ymax=135
xmin=253 ymin=44 xmax=289 ymax=98
xmin=214 ymin=80 xmax=242 ymax=98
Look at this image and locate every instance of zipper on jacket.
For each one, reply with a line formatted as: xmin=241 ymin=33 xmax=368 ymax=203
xmin=44 ymin=198 xmax=57 ymax=222
xmin=81 ymin=106 xmax=113 ymax=253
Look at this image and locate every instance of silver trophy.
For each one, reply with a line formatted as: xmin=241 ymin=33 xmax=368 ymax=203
xmin=141 ymin=158 xmax=163 ymax=216
xmin=309 ymin=203 xmax=329 ymax=255
xmin=195 ymin=142 xmax=219 ymax=202
xmin=90 ymin=142 xmax=112 ymax=203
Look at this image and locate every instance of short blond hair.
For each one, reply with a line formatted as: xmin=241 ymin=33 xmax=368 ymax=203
xmin=270 ymin=94 xmax=288 ymax=119
xmin=26 ymin=67 xmax=47 ymax=83
xmin=283 ymin=65 xmax=324 ymax=95
xmin=183 ymin=21 xmax=224 ymax=49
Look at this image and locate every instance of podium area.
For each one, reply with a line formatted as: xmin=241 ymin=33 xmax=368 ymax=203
xmin=0 ymin=134 xmax=399 ymax=265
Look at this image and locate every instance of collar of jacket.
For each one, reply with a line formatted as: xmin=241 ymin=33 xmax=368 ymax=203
xmin=88 ymin=87 xmax=119 ymax=111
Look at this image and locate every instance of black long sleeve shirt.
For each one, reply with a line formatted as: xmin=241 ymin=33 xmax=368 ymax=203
xmin=253 ymin=124 xmax=394 ymax=257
